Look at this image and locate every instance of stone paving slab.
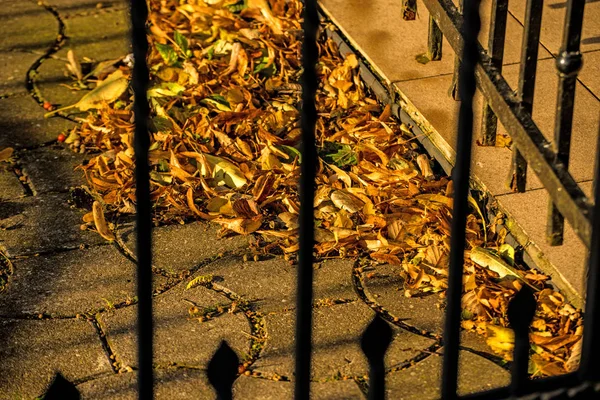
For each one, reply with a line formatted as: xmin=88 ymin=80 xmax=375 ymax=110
xmin=20 ymin=145 xmax=89 ymax=194
xmin=0 ymin=51 xmax=39 ymax=96
xmin=62 ymin=9 xmax=130 ymax=60
xmin=51 ymin=0 xmax=127 ymax=17
xmin=99 ymin=283 xmax=251 ymax=369
xmin=0 ymin=245 xmax=167 ymax=316
xmin=0 ymin=94 xmax=75 ymax=149
xmin=0 ymin=316 xmax=112 ymax=399
xmin=0 ymin=0 xmax=58 ymax=53
xmin=0 ymin=166 xmax=26 ymax=201
xmin=117 ymin=221 xmax=252 ymax=275
xmin=362 ymin=264 xmax=508 ymax=356
xmin=252 ymin=301 xmax=434 ymax=380
xmin=202 ymin=256 xmax=358 ymax=314
xmin=77 ymin=368 xmax=214 ymax=400
xmin=0 ymin=193 xmax=105 ymax=256
xmin=233 ymin=375 xmax=365 ymax=399
xmin=385 ymin=350 xmax=510 ymax=399
xmin=361 ymin=263 xmax=445 ymax=334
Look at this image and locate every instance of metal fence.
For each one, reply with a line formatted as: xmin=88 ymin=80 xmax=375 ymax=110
xmin=42 ymin=0 xmax=600 ymax=399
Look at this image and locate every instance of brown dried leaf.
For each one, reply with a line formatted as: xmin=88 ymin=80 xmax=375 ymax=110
xmin=213 ymin=216 xmax=262 ymax=235
xmin=330 ymin=190 xmax=365 ymax=213
xmin=92 ymin=201 xmax=115 ymax=241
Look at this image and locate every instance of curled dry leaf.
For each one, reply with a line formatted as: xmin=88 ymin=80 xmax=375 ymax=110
xmin=416 ymin=154 xmax=433 ymax=180
xmin=92 ymin=201 xmax=115 ymax=241
xmin=213 ymin=215 xmax=263 ymax=235
xmin=330 ymin=190 xmax=365 ymax=213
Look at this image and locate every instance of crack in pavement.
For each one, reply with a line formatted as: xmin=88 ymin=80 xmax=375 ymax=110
xmin=352 ymin=258 xmax=441 ymax=342
xmin=89 ymin=314 xmax=121 ymax=373
xmin=25 ymin=1 xmax=68 ymax=113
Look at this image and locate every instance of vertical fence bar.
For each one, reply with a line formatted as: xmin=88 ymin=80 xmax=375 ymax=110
xmin=361 ymin=316 xmax=393 ymax=400
xmin=402 ymin=0 xmax=418 ymax=21
xmin=512 ymin=0 xmax=543 ymax=193
xmin=579 ymin=112 xmax=600 ymax=382
xmin=428 ymin=16 xmax=443 ymax=61
xmin=207 ymin=342 xmax=240 ymax=400
xmin=507 ymin=287 xmax=536 ymax=396
xmin=441 ymin=1 xmax=481 ymax=399
xmin=546 ymin=0 xmax=586 ymax=246
xmin=130 ymin=0 xmax=154 ymax=398
xmin=295 ymin=0 xmax=318 ymax=398
xmin=480 ymin=0 xmax=508 ymax=146
xmin=449 ymin=0 xmax=463 ymax=100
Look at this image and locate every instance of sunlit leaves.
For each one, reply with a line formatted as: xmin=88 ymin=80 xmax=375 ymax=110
xmin=155 ymin=43 xmax=179 ymax=66
xmin=63 ymin=0 xmax=582 ymax=378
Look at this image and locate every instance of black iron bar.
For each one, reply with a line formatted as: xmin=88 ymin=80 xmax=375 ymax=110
xmin=402 ymin=0 xmax=418 ymax=21
xmin=421 ymin=0 xmax=593 ymax=249
xmin=295 ymin=0 xmax=319 ymax=398
xmin=547 ymin=0 xmax=586 ymax=246
xmin=513 ymin=0 xmax=544 ymax=193
xmin=207 ymin=342 xmax=240 ymax=400
xmin=361 ymin=316 xmax=393 ymax=400
xmin=131 ymin=0 xmax=154 ymax=400
xmin=130 ymin=0 xmax=154 ymax=398
xmin=441 ymin=1 xmax=481 ymax=398
xmin=449 ymin=0 xmax=463 ymax=101
xmin=428 ymin=16 xmax=443 ymax=61
xmin=579 ymin=111 xmax=600 ymax=382
xmin=507 ymin=287 xmax=536 ymax=396
xmin=480 ymin=0 xmax=508 ymax=146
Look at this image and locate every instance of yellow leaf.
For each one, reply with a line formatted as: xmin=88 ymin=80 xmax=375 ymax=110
xmin=486 ymin=325 xmax=514 ymax=359
xmin=45 ymin=70 xmax=128 ymax=117
xmin=186 ymin=274 xmax=214 ymax=290
xmin=202 ymin=154 xmax=247 ymax=189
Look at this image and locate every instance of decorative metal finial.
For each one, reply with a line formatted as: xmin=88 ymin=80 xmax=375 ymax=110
xmin=207 ymin=341 xmax=239 ymax=400
xmin=44 ymin=373 xmax=80 ymax=400
xmin=361 ymin=315 xmax=393 ymax=400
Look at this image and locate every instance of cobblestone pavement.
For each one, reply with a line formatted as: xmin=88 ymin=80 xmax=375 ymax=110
xmin=0 ymin=1 xmax=511 ymax=398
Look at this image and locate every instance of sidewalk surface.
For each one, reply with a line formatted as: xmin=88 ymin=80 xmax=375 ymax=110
xmin=0 ymin=0 xmax=511 ymax=398
xmin=318 ymin=0 xmax=600 ymax=307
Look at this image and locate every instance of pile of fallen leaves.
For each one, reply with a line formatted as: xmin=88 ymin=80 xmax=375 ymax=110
xmin=51 ymin=0 xmax=582 ymax=376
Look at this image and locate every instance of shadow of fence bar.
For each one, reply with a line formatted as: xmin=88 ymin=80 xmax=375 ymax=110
xmin=42 ymin=0 xmax=600 ymax=398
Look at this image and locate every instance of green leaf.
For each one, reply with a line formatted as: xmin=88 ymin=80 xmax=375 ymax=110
xmin=277 ymin=145 xmax=302 ymax=163
xmin=226 ymin=0 xmax=247 ymax=13
xmin=151 ymin=116 xmax=172 ymax=133
xmin=319 ymin=142 xmax=357 ymax=168
xmin=200 ymin=94 xmax=232 ymax=111
xmin=174 ymin=31 xmax=189 ymax=56
xmin=253 ymin=58 xmax=276 ymax=76
xmin=155 ymin=43 xmax=179 ymax=66
xmin=158 ymin=159 xmax=170 ymax=172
